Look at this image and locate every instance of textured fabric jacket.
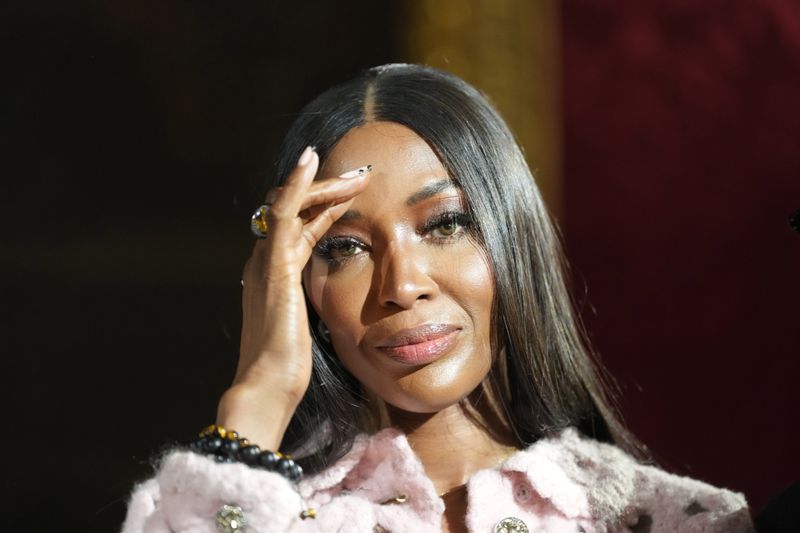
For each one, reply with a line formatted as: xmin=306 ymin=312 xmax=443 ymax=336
xmin=121 ymin=428 xmax=753 ymax=532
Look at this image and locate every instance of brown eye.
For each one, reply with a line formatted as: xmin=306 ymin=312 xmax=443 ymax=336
xmin=425 ymin=212 xmax=472 ymax=240
xmin=435 ymin=221 xmax=458 ymax=236
xmin=338 ymin=244 xmax=359 ymax=257
xmin=328 ymin=241 xmax=363 ymax=261
xmin=314 ymin=236 xmax=367 ymax=264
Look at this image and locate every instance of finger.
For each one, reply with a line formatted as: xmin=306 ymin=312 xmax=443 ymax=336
xmin=266 ymin=163 xmax=371 ymax=218
xmin=296 ymin=167 xmax=372 ymax=213
xmin=244 ymin=212 xmax=303 ymax=282
xmin=269 ymin=147 xmax=319 ymax=220
xmin=264 ymin=187 xmax=283 ymax=205
xmin=296 ymin=199 xmax=356 ymax=261
xmin=298 ymin=180 xmax=367 ymax=222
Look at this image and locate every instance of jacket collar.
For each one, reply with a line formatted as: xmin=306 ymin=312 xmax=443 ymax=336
xmin=299 ymin=427 xmax=603 ymax=521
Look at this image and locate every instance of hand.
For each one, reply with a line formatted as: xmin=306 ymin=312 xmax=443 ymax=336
xmin=217 ymin=146 xmax=371 ymax=450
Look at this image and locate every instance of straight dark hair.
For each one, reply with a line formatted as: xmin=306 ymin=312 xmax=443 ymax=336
xmin=270 ymin=64 xmax=643 ymax=473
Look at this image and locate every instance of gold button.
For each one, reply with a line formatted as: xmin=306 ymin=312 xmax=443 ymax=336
xmin=380 ymin=493 xmax=408 ymax=505
xmin=216 ymin=504 xmax=246 ymax=532
xmin=494 ymin=516 xmax=529 ymax=533
xmin=300 ymin=508 xmax=317 ymax=520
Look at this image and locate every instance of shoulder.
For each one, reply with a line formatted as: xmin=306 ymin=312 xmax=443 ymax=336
xmin=505 ymin=428 xmax=754 ymax=532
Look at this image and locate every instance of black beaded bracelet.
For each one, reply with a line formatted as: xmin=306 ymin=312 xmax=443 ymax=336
xmin=188 ymin=425 xmax=303 ymax=482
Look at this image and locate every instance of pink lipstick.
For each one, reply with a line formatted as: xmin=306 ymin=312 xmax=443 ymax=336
xmin=376 ymin=324 xmax=460 ymax=365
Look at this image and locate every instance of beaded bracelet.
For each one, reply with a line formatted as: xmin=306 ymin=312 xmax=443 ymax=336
xmin=189 ymin=424 xmax=303 ymax=482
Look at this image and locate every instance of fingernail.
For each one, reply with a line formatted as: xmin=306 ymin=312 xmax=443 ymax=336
xmin=298 ymin=146 xmax=314 ymax=167
xmin=338 ymin=164 xmax=372 ymax=179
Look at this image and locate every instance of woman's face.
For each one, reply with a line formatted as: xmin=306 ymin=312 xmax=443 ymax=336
xmin=303 ymin=121 xmax=495 ymax=413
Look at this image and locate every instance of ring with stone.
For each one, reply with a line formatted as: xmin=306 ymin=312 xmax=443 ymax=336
xmin=250 ymin=205 xmax=270 ymax=238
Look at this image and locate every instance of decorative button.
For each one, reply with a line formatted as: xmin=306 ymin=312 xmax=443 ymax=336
xmin=380 ymin=493 xmax=409 ymax=505
xmin=512 ymin=481 xmax=533 ymax=504
xmin=216 ymin=504 xmax=247 ymax=532
xmin=494 ymin=516 xmax=529 ymax=533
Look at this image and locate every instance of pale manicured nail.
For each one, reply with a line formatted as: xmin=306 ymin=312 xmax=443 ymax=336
xmin=298 ymin=146 xmax=314 ymax=167
xmin=338 ymin=164 xmax=372 ymax=179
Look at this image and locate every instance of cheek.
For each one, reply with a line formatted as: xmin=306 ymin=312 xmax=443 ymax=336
xmin=438 ymin=241 xmax=495 ymax=328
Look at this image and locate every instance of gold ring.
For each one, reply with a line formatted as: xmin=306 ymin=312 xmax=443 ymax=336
xmin=250 ymin=205 xmax=270 ymax=238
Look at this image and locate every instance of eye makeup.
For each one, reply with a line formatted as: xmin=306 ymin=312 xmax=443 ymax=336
xmin=312 ymin=208 xmax=474 ymax=266
xmin=419 ymin=210 xmax=473 ymax=239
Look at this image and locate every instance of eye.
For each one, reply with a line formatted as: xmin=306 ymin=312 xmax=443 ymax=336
xmin=423 ymin=211 xmax=472 ymax=240
xmin=432 ymin=219 xmax=459 ymax=237
xmin=335 ymin=242 xmax=360 ymax=258
xmin=313 ymin=236 xmax=367 ymax=264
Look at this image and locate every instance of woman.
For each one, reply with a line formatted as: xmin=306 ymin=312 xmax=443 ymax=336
xmin=122 ymin=64 xmax=753 ymax=532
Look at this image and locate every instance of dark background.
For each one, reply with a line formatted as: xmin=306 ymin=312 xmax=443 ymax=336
xmin=2 ymin=1 xmax=798 ymax=531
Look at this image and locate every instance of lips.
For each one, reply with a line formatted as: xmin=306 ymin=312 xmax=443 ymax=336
xmin=376 ymin=323 xmax=461 ymax=365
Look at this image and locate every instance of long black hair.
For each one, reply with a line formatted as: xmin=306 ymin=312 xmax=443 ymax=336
xmin=270 ymin=64 xmax=643 ymax=473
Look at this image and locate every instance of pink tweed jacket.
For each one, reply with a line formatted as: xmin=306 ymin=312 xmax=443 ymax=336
xmin=121 ymin=428 xmax=753 ymax=532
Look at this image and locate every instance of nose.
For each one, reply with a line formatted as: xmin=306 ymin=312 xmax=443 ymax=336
xmin=376 ymin=241 xmax=439 ymax=309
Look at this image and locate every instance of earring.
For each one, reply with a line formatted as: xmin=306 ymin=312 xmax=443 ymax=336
xmin=316 ymin=320 xmax=331 ymax=343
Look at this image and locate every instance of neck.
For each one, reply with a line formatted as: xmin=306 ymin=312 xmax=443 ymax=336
xmin=384 ymin=389 xmax=520 ymax=495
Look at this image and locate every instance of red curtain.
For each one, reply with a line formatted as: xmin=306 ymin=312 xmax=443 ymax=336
xmin=563 ymin=0 xmax=800 ymax=511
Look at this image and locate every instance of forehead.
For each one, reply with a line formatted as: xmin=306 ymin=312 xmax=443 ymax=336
xmin=320 ymin=121 xmax=454 ymax=209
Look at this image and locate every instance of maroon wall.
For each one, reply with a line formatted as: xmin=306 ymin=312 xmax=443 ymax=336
xmin=563 ymin=0 xmax=800 ymax=512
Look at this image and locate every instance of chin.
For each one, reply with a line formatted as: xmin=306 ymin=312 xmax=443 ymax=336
xmin=383 ymin=391 xmax=467 ymax=415
xmin=379 ymin=360 xmax=491 ymax=415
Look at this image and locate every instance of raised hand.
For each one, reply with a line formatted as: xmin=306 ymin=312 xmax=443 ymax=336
xmin=217 ymin=146 xmax=371 ymax=450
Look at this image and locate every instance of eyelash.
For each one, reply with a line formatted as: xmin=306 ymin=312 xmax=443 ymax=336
xmin=313 ymin=210 xmax=474 ymax=266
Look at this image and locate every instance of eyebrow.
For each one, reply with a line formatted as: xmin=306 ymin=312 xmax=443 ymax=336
xmin=405 ymin=179 xmax=457 ymax=206
xmin=338 ymin=179 xmax=457 ymax=222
